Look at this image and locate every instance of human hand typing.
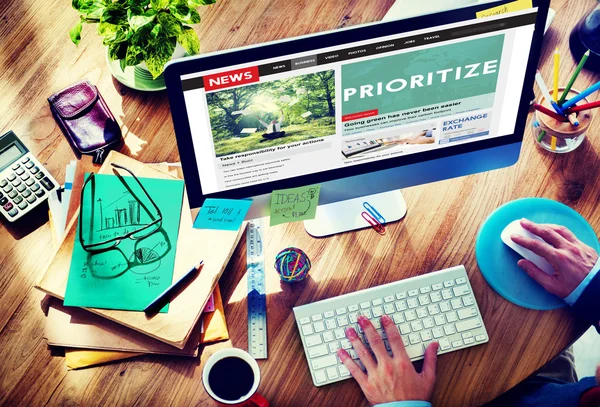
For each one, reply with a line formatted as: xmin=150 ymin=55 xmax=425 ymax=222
xmin=337 ymin=315 xmax=439 ymax=406
xmin=511 ymin=219 xmax=599 ymax=298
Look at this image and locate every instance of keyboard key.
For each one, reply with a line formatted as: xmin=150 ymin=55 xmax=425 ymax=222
xmin=395 ymin=300 xmax=407 ymax=312
xmin=326 ymin=367 xmax=339 ymax=380
xmin=21 ymin=157 xmax=30 ymax=164
xmin=7 ymin=208 xmax=18 ymax=217
xmin=452 ymin=340 xmax=463 ymax=348
xmin=22 ymin=189 xmax=32 ymax=198
xmin=7 ymin=173 xmax=16 ymax=181
xmin=13 ymin=195 xmax=23 ymax=204
xmin=383 ymin=303 xmax=395 ymax=314
xmin=299 ymin=317 xmax=311 ymax=324
xmin=312 ymin=314 xmax=323 ymax=322
xmin=462 ymin=332 xmax=473 ymax=339
xmin=418 ymin=295 xmax=430 ymax=306
xmin=329 ymin=342 xmax=340 ymax=352
xmin=348 ymin=312 xmax=358 ymax=323
xmin=444 ymin=280 xmax=455 ymax=288
xmin=11 ymin=163 xmax=20 ymax=170
xmin=17 ymin=201 xmax=27 ymax=210
xmin=41 ymin=177 xmax=55 ymax=191
xmin=34 ymin=171 xmax=43 ymax=179
xmin=337 ymin=316 xmax=349 ymax=327
xmin=458 ymin=307 xmax=477 ymax=320
xmin=308 ymin=344 xmax=329 ymax=358
xmin=324 ymin=311 xmax=335 ymax=318
xmin=420 ymin=330 xmax=433 ymax=342
xmin=25 ymin=178 xmax=34 ymax=186
xmin=444 ymin=325 xmax=457 ymax=335
xmin=463 ymin=295 xmax=475 ymax=306
xmin=31 ymin=166 xmax=40 ymax=174
xmin=16 ymin=184 xmax=26 ymax=192
xmin=399 ymin=323 xmax=411 ymax=335
xmin=407 ymin=298 xmax=419 ymax=309
xmin=404 ymin=310 xmax=417 ymax=321
xmin=348 ymin=349 xmax=358 ymax=359
xmin=340 ymin=339 xmax=352 ymax=350
xmin=409 ymin=333 xmax=421 ymax=344
xmin=416 ymin=308 xmax=427 ymax=318
xmin=314 ymin=321 xmax=325 ymax=333
xmin=428 ymin=304 xmax=440 ymax=315
xmin=420 ymin=286 xmax=431 ymax=294
xmin=393 ymin=313 xmax=405 ymax=324
xmin=434 ymin=315 xmax=446 ymax=325
xmin=372 ymin=306 xmax=383 ymax=318
xmin=334 ymin=329 xmax=345 ymax=339
xmin=456 ymin=277 xmax=467 ymax=284
xmin=305 ymin=334 xmax=322 ymax=347
xmin=372 ymin=298 xmax=383 ymax=306
xmin=396 ymin=292 xmax=407 ymax=300
xmin=339 ymin=365 xmax=351 ymax=377
xmin=2 ymin=183 xmax=11 ymax=192
xmin=446 ymin=311 xmax=458 ymax=323
xmin=432 ymin=283 xmax=443 ymax=290
xmin=455 ymin=318 xmax=482 ymax=332
xmin=302 ymin=325 xmax=314 ymax=336
xmin=24 ymin=161 xmax=34 ymax=169
xmin=432 ymin=327 xmax=444 ymax=338
xmin=34 ymin=189 xmax=45 ymax=198
xmin=11 ymin=178 xmax=21 ymax=186
xmin=411 ymin=321 xmax=423 ymax=332
xmin=423 ymin=317 xmax=435 ymax=329
xmin=451 ymin=299 xmax=463 ymax=309
xmin=325 ymin=319 xmax=336 ymax=330
xmin=430 ymin=292 xmax=442 ymax=302
xmin=20 ymin=172 xmax=30 ymax=180
xmin=3 ymin=202 xmax=13 ymax=211
xmin=440 ymin=301 xmax=451 ymax=312
xmin=401 ymin=335 xmax=409 ymax=346
xmin=360 ymin=309 xmax=372 ymax=319
xmin=405 ymin=344 xmax=424 ymax=359
xmin=0 ymin=179 xmax=7 ymax=188
xmin=323 ymin=331 xmax=335 ymax=342
xmin=441 ymin=289 xmax=453 ymax=300
xmin=464 ymin=337 xmax=475 ymax=345
xmin=453 ymin=285 xmax=470 ymax=296
xmin=348 ymin=304 xmax=359 ymax=312
xmin=8 ymin=190 xmax=17 ymax=199
xmin=15 ymin=167 xmax=24 ymax=175
xmin=0 ymin=197 xmax=7 ymax=206
xmin=336 ymin=307 xmax=347 ymax=315
xmin=439 ymin=338 xmax=451 ymax=350
xmin=408 ymin=289 xmax=419 ymax=297
xmin=475 ymin=334 xmax=487 ymax=342
xmin=384 ymin=295 xmax=395 ymax=303
xmin=314 ymin=369 xmax=327 ymax=384
xmin=360 ymin=301 xmax=370 ymax=309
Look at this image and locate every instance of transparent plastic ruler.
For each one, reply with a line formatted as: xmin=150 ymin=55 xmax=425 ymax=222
xmin=247 ymin=218 xmax=267 ymax=359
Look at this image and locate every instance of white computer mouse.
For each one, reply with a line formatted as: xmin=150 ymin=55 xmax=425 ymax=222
xmin=500 ymin=220 xmax=555 ymax=275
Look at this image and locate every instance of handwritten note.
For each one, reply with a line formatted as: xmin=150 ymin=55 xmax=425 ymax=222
xmin=270 ymin=184 xmax=321 ymax=226
xmin=194 ymin=198 xmax=252 ymax=231
xmin=476 ymin=0 xmax=532 ymax=18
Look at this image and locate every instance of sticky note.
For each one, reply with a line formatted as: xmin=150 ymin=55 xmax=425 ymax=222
xmin=194 ymin=198 xmax=252 ymax=231
xmin=270 ymin=184 xmax=321 ymax=226
xmin=476 ymin=0 xmax=532 ymax=18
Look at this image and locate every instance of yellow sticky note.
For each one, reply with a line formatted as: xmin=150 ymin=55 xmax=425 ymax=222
xmin=476 ymin=0 xmax=532 ymax=18
xmin=270 ymin=184 xmax=321 ymax=226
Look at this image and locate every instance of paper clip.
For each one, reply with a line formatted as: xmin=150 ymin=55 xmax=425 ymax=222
xmin=362 ymin=211 xmax=386 ymax=235
xmin=363 ymin=202 xmax=386 ymax=224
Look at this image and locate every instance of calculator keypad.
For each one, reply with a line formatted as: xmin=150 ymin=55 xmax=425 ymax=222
xmin=0 ymin=153 xmax=57 ymax=221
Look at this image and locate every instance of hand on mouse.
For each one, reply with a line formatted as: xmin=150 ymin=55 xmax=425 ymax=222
xmin=511 ymin=219 xmax=599 ymax=299
xmin=337 ymin=315 xmax=439 ymax=406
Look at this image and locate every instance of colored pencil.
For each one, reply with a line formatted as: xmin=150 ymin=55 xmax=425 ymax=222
xmin=537 ymin=130 xmax=546 ymax=143
xmin=562 ymin=79 xmax=600 ymax=109
xmin=553 ymin=48 xmax=560 ymax=103
xmin=567 ymin=113 xmax=579 ymax=127
xmin=144 ymin=261 xmax=204 ymax=314
xmin=533 ymin=103 xmax=568 ymax=122
xmin=565 ymin=99 xmax=600 ymax=114
xmin=535 ymin=70 xmax=565 ymax=115
xmin=559 ymin=50 xmax=590 ymax=104
xmin=550 ymin=136 xmax=557 ymax=151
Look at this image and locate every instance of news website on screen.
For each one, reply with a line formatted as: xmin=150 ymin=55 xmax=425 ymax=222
xmin=180 ymin=9 xmax=537 ymax=194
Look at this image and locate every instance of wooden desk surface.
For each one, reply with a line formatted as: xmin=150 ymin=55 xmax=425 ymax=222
xmin=1 ymin=0 xmax=599 ymax=405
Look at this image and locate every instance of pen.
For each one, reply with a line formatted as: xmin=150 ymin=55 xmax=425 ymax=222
xmin=144 ymin=261 xmax=204 ymax=314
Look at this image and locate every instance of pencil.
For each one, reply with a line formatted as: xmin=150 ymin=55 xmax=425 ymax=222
xmin=551 ymin=136 xmax=557 ymax=151
xmin=559 ymin=50 xmax=590 ymax=104
xmin=567 ymin=113 xmax=579 ymax=127
xmin=535 ymin=70 xmax=565 ymax=115
xmin=565 ymin=99 xmax=600 ymax=113
xmin=533 ymin=103 xmax=569 ymax=122
xmin=553 ymin=48 xmax=560 ymax=103
xmin=537 ymin=129 xmax=546 ymax=143
xmin=144 ymin=261 xmax=204 ymax=314
xmin=562 ymin=79 xmax=600 ymax=109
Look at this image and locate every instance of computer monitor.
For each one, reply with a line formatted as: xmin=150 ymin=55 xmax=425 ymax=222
xmin=165 ymin=0 xmax=550 ymax=236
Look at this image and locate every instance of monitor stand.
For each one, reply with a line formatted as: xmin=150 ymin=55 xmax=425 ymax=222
xmin=304 ymin=190 xmax=407 ymax=237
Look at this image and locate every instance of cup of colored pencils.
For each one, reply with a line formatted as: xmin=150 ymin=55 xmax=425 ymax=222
xmin=533 ymin=49 xmax=596 ymax=153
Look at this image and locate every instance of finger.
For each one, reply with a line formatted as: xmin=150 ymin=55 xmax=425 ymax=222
xmin=520 ymin=219 xmax=567 ymax=248
xmin=345 ymin=326 xmax=377 ymax=372
xmin=381 ymin=315 xmax=409 ymax=361
xmin=548 ymin=224 xmax=579 ymax=243
xmin=421 ymin=342 xmax=439 ymax=383
xmin=518 ymin=259 xmax=555 ymax=285
xmin=358 ymin=315 xmax=388 ymax=362
xmin=337 ymin=349 xmax=368 ymax=386
xmin=511 ymin=234 xmax=558 ymax=261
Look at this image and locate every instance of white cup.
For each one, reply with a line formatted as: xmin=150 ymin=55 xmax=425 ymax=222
xmin=202 ymin=348 xmax=268 ymax=407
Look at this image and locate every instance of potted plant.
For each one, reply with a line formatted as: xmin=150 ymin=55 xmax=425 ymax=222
xmin=70 ymin=0 xmax=215 ymax=80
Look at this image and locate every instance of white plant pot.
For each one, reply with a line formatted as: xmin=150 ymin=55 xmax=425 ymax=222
xmin=137 ymin=42 xmax=187 ymax=74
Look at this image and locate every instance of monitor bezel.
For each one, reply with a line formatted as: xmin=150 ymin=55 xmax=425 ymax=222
xmin=165 ymin=0 xmax=550 ymax=209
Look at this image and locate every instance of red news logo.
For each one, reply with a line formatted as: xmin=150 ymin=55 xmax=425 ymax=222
xmin=204 ymin=66 xmax=259 ymax=91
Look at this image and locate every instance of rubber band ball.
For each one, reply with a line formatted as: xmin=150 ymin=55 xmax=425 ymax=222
xmin=274 ymin=247 xmax=311 ymax=283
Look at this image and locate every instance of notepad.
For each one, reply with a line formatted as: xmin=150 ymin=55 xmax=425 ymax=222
xmin=270 ymin=184 xmax=321 ymax=226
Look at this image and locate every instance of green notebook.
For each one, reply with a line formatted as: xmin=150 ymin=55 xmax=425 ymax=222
xmin=64 ymin=173 xmax=185 ymax=312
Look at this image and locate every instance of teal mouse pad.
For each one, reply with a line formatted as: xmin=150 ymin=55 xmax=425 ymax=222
xmin=475 ymin=197 xmax=600 ymax=310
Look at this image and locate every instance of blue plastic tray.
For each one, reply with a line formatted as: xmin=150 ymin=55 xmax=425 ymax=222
xmin=475 ymin=198 xmax=600 ymax=310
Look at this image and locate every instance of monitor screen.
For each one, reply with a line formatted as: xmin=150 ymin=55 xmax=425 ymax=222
xmin=166 ymin=2 xmax=546 ymax=207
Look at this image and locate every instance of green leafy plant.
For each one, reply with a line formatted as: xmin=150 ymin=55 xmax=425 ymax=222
xmin=70 ymin=0 xmax=215 ymax=79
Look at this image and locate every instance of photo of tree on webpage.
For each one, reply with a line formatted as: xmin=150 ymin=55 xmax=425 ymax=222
xmin=206 ymin=70 xmax=336 ymax=157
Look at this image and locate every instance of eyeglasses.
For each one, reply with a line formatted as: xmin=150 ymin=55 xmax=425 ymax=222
xmin=79 ymin=164 xmax=163 ymax=253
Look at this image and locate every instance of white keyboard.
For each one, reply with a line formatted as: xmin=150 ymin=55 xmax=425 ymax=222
xmin=293 ymin=265 xmax=488 ymax=387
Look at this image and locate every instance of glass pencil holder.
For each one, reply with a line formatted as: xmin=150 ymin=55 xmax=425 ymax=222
xmin=533 ymin=87 xmax=594 ymax=154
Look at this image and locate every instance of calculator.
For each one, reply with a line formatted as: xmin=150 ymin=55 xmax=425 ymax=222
xmin=0 ymin=131 xmax=58 ymax=221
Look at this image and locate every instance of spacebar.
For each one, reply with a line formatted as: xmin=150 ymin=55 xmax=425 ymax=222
xmin=311 ymin=354 xmax=338 ymax=370
xmin=405 ymin=344 xmax=424 ymax=360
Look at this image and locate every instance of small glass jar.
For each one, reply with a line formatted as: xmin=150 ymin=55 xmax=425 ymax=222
xmin=533 ymin=87 xmax=593 ymax=153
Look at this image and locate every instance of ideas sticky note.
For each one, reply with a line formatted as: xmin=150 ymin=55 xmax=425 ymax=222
xmin=270 ymin=184 xmax=321 ymax=226
xmin=476 ymin=0 xmax=532 ymax=18
xmin=194 ymin=198 xmax=252 ymax=231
